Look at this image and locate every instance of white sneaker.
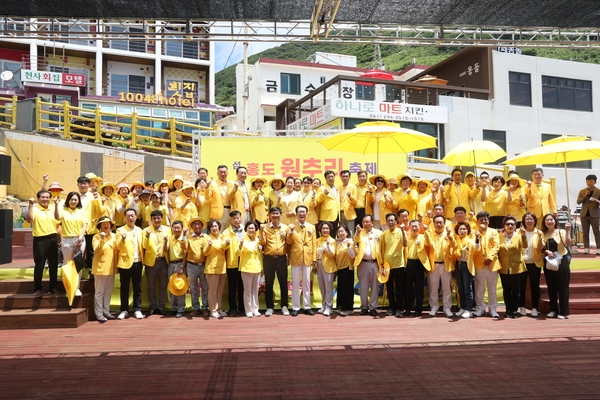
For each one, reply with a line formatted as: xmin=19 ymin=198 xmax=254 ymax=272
xmin=75 ymin=289 xmax=82 ymax=296
xmin=265 ymin=308 xmax=274 ymax=316
xmin=474 ymin=309 xmax=485 ymax=317
xmin=429 ymin=306 xmax=439 ymax=316
xmin=281 ymin=306 xmax=290 ymax=316
xmin=317 ymin=307 xmax=325 ymax=314
xmin=462 ymin=311 xmax=471 ymax=319
xmin=519 ymin=307 xmax=527 ymax=316
xmin=584 ymin=248 xmax=590 ymax=254
xmin=246 ymin=312 xmax=253 ymax=318
xmin=217 ymin=310 xmax=227 ymax=317
xmin=340 ymin=310 xmax=353 ymax=316
xmin=547 ymin=311 xmax=557 ymax=318
xmin=134 ymin=311 xmax=143 ymax=319
xmin=210 ymin=311 xmax=220 ymax=318
xmin=443 ymin=308 xmax=454 ymax=318
xmin=531 ymin=308 xmax=539 ymax=317
xmin=455 ymin=308 xmax=465 ymax=317
xmin=557 ymin=315 xmax=567 ymax=319
xmin=323 ymin=308 xmax=331 ymax=316
xmin=490 ymin=310 xmax=500 ymax=318
xmin=117 ymin=311 xmax=128 ymax=320
xmin=252 ymin=311 xmax=261 ymax=317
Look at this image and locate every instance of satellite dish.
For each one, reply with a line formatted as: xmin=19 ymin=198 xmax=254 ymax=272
xmin=1 ymin=71 xmax=13 ymax=81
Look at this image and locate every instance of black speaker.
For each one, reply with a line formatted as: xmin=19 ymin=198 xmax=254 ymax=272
xmin=0 ymin=154 xmax=10 ymax=185
xmin=0 ymin=209 xmax=12 ymax=264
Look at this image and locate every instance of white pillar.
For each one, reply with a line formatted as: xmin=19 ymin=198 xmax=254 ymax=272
xmin=154 ymin=22 xmax=162 ymax=95
xmin=95 ymin=22 xmax=103 ymax=95
xmin=29 ymin=42 xmax=38 ymax=71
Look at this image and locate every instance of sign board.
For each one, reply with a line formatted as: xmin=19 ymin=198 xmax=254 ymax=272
xmin=22 ymin=69 xmax=86 ymax=87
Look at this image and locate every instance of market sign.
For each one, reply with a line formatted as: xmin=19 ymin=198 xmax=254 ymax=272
xmin=22 ymin=69 xmax=86 ymax=87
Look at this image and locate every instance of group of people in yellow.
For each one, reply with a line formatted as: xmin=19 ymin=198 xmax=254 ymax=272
xmin=25 ymin=164 xmax=580 ymax=321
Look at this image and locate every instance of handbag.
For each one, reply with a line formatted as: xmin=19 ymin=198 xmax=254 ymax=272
xmin=545 ymin=254 xmax=560 ymax=271
xmin=73 ymin=250 xmax=86 ymax=272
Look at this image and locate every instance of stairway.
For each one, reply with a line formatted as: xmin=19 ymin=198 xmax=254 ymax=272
xmin=12 ymin=229 xmax=33 ymax=261
xmin=539 ymin=270 xmax=600 ymax=314
xmin=0 ymin=278 xmax=94 ymax=329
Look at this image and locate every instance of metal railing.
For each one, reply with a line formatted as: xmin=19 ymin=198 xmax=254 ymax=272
xmin=0 ymin=96 xmax=17 ymax=129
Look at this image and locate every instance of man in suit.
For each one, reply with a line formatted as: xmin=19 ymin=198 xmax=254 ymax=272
xmin=288 ymin=205 xmax=317 ymax=316
xmin=353 ymin=214 xmax=382 ymax=316
xmin=473 ymin=211 xmax=500 ymax=318
xmin=317 ymin=170 xmax=340 ymax=233
xmin=208 ymin=164 xmax=235 ymax=231
xmin=525 ymin=168 xmax=557 ymax=226
xmin=142 ymin=210 xmax=171 ymax=316
xmin=230 ymin=166 xmax=252 ymax=225
xmin=576 ymin=174 xmax=600 ymax=254
xmin=443 ymin=168 xmax=477 ymax=220
xmin=222 ymin=210 xmax=245 ymax=316
xmin=338 ymin=170 xmax=357 ymax=234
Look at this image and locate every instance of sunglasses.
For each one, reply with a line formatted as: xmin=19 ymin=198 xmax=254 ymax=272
xmin=375 ymin=179 xmax=385 ymax=183
xmin=505 ymin=222 xmax=516 ymax=226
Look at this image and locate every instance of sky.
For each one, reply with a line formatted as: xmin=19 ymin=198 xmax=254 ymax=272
xmin=215 ymin=41 xmax=281 ymax=72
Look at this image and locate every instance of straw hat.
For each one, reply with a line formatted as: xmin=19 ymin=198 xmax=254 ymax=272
xmin=387 ymin=178 xmax=398 ymax=186
xmin=181 ymin=181 xmax=195 ymax=191
xmin=154 ymin=179 xmax=169 ymax=191
xmin=269 ymin=174 xmax=284 ymax=188
xmin=368 ymin=174 xmax=388 ymax=186
xmin=47 ymin=182 xmax=64 ymax=191
xmin=251 ymin=176 xmax=267 ymax=186
xmin=98 ymin=182 xmax=117 ymax=196
xmin=169 ymin=175 xmax=184 ymax=190
xmin=130 ymin=181 xmax=145 ymax=191
xmin=85 ymin=173 xmax=103 ymax=186
xmin=168 ymin=273 xmax=189 ymax=296
xmin=464 ymin=171 xmax=476 ymax=178
xmin=505 ymin=174 xmax=525 ymax=189
xmin=415 ymin=178 xmax=432 ymax=190
xmin=96 ymin=216 xmax=115 ymax=230
xmin=117 ymin=183 xmax=130 ymax=193
xmin=377 ymin=261 xmax=391 ymax=283
xmin=396 ymin=174 xmax=413 ymax=186
xmin=188 ymin=216 xmax=206 ymax=229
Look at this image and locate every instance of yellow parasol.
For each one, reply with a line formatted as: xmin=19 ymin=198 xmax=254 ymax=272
xmin=442 ymin=140 xmax=507 ymax=170
xmin=318 ymin=121 xmax=437 ymax=167
xmin=61 ymin=260 xmax=79 ymax=306
xmin=541 ymin=135 xmax=589 ymax=146
xmin=504 ymin=140 xmax=600 ymax=214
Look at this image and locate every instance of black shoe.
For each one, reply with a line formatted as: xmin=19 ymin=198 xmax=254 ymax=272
xmin=303 ymin=309 xmax=315 ymax=316
xmin=155 ymin=308 xmax=164 ymax=315
xmin=48 ymin=288 xmax=61 ymax=296
xmin=414 ymin=311 xmax=422 ymax=317
xmin=360 ymin=309 xmax=368 ymax=316
xmin=147 ymin=308 xmax=160 ymax=317
xmin=404 ymin=310 xmax=411 ymax=316
xmin=290 ymin=309 xmax=299 ymax=317
xmin=370 ymin=309 xmax=377 ymax=317
xmin=386 ymin=308 xmax=395 ymax=316
xmin=229 ymin=309 xmax=238 ymax=317
xmin=166 ymin=310 xmax=176 ymax=316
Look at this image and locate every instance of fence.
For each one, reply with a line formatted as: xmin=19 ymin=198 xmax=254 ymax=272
xmin=0 ymin=95 xmax=17 ymax=129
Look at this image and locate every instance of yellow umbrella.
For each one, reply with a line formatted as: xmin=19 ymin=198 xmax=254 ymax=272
xmin=318 ymin=121 xmax=437 ymax=167
xmin=504 ymin=140 xmax=600 ymax=213
xmin=61 ymin=260 xmax=79 ymax=306
xmin=541 ymin=135 xmax=589 ymax=146
xmin=442 ymin=140 xmax=507 ymax=168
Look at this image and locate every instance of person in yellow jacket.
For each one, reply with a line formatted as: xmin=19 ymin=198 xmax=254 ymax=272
xmin=249 ymin=176 xmax=268 ymax=224
xmin=353 ymin=170 xmax=372 ymax=228
xmin=194 ymin=177 xmax=210 ymax=231
xmin=316 ymin=170 xmax=340 ymax=232
xmin=366 ymin=174 xmax=395 ymax=230
xmin=453 ymin=221 xmax=477 ymax=319
xmin=525 ymin=168 xmax=557 ymax=227
xmin=174 ymin=182 xmax=198 ymax=229
xmin=379 ymin=213 xmax=407 ymax=318
xmin=497 ymin=216 xmax=528 ymax=319
xmin=115 ymin=208 xmax=144 ymax=320
xmin=405 ymin=219 xmax=430 ymax=316
xmin=472 ymin=211 xmax=500 ymax=318
xmin=415 ymin=179 xmax=433 ymax=220
xmin=222 ymin=210 xmax=245 ymax=316
xmin=425 ymin=215 xmax=455 ymax=318
xmin=208 ymin=165 xmax=235 ymax=230
xmin=279 ymin=177 xmax=302 ymax=225
xmin=92 ymin=216 xmax=117 ymax=322
xmin=142 ymin=209 xmax=171 ymax=316
xmin=203 ymin=219 xmax=231 ymax=319
xmin=186 ymin=217 xmax=209 ymax=317
xmin=335 ymin=225 xmax=356 ymax=316
xmin=518 ymin=213 xmax=545 ymax=317
xmin=353 ymin=215 xmax=382 ymax=316
xmin=338 ymin=170 xmax=357 ymax=234
xmin=443 ymin=168 xmax=479 ymax=220
xmin=315 ymin=222 xmax=337 ymax=316
xmin=505 ymin=174 xmax=526 ymax=225
xmin=143 ymin=192 xmax=171 ymax=228
xmin=395 ymin=175 xmax=418 ymax=220
xmin=166 ymin=220 xmax=188 ymax=318
xmin=229 ymin=166 xmax=252 ymax=225
xmin=299 ymin=176 xmax=319 ymax=225
xmin=288 ymin=205 xmax=317 ymax=316
xmin=237 ymin=221 xmax=263 ymax=318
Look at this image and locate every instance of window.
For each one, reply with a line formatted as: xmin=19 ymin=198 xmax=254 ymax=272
xmin=49 ymin=66 xmax=69 ymax=73
xmin=385 ymin=84 xmax=404 ymax=103
xmin=109 ymin=26 xmax=145 ymax=52
xmin=0 ymin=60 xmax=22 ymax=89
xmin=281 ymin=73 xmax=301 ymax=95
xmin=355 ymin=84 xmax=374 ymax=101
xmin=401 ymin=122 xmax=438 ymax=159
xmin=482 ymin=129 xmax=507 ymax=163
xmin=110 ymin=74 xmax=145 ymax=96
xmin=542 ymin=75 xmax=592 ymax=112
xmin=540 ymin=134 xmax=591 ymax=168
xmin=509 ymin=72 xmax=531 ymax=106
xmin=320 ymin=76 xmax=326 ymax=84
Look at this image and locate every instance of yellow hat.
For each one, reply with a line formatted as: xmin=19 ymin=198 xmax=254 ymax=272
xmin=130 ymin=181 xmax=145 ymax=191
xmin=415 ymin=178 xmax=432 ymax=190
xmin=505 ymin=174 xmax=525 ymax=189
xmin=251 ymin=176 xmax=267 ymax=186
xmin=269 ymin=174 xmax=284 ymax=188
xmin=368 ymin=174 xmax=388 ymax=186
xmin=169 ymin=175 xmax=184 ymax=190
xmin=181 ymin=181 xmax=195 ymax=191
xmin=99 ymin=182 xmax=117 ymax=196
xmin=464 ymin=171 xmax=476 ymax=178
xmin=96 ymin=216 xmax=115 ymax=230
xmin=396 ymin=174 xmax=413 ymax=186
xmin=155 ymin=179 xmax=169 ymax=190
xmin=387 ymin=178 xmax=397 ymax=185
xmin=168 ymin=273 xmax=189 ymax=296
xmin=188 ymin=216 xmax=206 ymax=229
xmin=377 ymin=261 xmax=391 ymax=284
xmin=86 ymin=173 xmax=103 ymax=186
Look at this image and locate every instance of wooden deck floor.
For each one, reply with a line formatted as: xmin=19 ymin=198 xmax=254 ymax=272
xmin=1 ymin=311 xmax=599 ymax=399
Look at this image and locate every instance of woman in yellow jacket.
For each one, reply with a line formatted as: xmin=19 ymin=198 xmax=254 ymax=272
xmin=335 ymin=225 xmax=356 ymax=316
xmin=366 ymin=174 xmax=396 ymax=230
xmin=249 ymin=177 xmax=268 ymax=224
xmin=540 ymin=213 xmax=571 ymax=319
xmin=519 ymin=212 xmax=544 ymax=317
xmin=315 ymin=221 xmax=337 ymax=316
xmin=238 ymin=221 xmax=263 ymax=318
xmin=203 ymin=219 xmax=231 ymax=319
xmin=278 ymin=176 xmax=301 ymax=225
xmin=92 ymin=216 xmax=117 ymax=322
xmin=453 ymin=221 xmax=476 ymax=319
xmin=505 ymin=175 xmax=526 ymax=226
xmin=481 ymin=176 xmax=507 ymax=229
xmin=497 ymin=215 xmax=528 ymax=319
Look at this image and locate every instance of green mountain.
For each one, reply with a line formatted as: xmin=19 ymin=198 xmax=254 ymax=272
xmin=214 ymin=43 xmax=600 ymax=108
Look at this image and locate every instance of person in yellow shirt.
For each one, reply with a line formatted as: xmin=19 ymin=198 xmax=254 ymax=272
xmin=396 ymin=175 xmax=418 ymax=219
xmin=186 ymin=216 xmax=209 ymax=317
xmin=473 ymin=211 xmax=500 ymax=318
xmin=405 ymin=219 xmax=430 ymax=316
xmin=168 ymin=175 xmax=184 ymax=210
xmin=379 ymin=213 xmax=407 ymax=318
xmin=443 ymin=168 xmax=478 ymax=220
xmin=115 ymin=208 xmax=144 ymax=320
xmin=26 ymin=190 xmax=60 ymax=297
xmin=114 ymin=183 xmax=134 ymax=228
xmin=525 ymin=168 xmax=557 ymax=227
xmin=92 ymin=216 xmax=117 ymax=322
xmin=238 ymin=221 xmax=263 ymax=318
xmin=230 ymin=166 xmax=252 ymax=225
xmin=97 ymin=182 xmax=117 ymax=223
xmin=415 ymin=179 xmax=433 ymax=220
xmin=222 ymin=210 xmax=245 ymax=316
xmin=166 ymin=220 xmax=188 ymax=318
xmin=353 ymin=214 xmax=382 ymax=316
xmin=299 ymin=176 xmax=319 ymax=225
xmin=142 ymin=209 xmax=171 ymax=316
xmin=143 ymin=192 xmax=171 ymax=228
xmin=335 ymin=225 xmax=356 ymax=316
xmin=316 ymin=170 xmax=340 ymax=232
xmin=208 ymin=165 xmax=235 ymax=231
xmin=453 ymin=221 xmax=477 ymax=319
xmin=279 ymin=177 xmax=302 ymax=225
xmin=506 ymin=174 xmax=526 ymax=226
xmin=338 ymin=170 xmax=357 ymax=234
xmin=315 ymin=222 xmax=337 ymax=316
xmin=288 ymin=205 xmax=317 ymax=316
xmin=249 ymin=176 xmax=269 ymax=224
xmin=519 ymin=213 xmax=544 ymax=317
xmin=353 ymin=170 xmax=371 ymax=228
xmin=497 ymin=216 xmax=528 ymax=318
xmin=426 ymin=215 xmax=455 ymax=318
xmin=366 ymin=174 xmax=395 ymax=230
xmin=203 ymin=219 xmax=231 ymax=319
xmin=267 ymin=174 xmax=284 ymax=211
xmin=174 ymin=182 xmax=198 ymax=228
xmin=464 ymin=171 xmax=483 ymax=216
xmin=481 ymin=176 xmax=507 ymax=229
